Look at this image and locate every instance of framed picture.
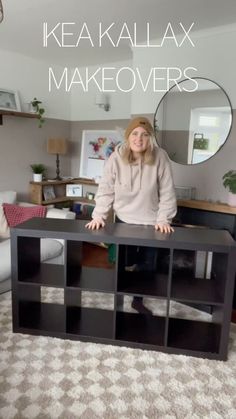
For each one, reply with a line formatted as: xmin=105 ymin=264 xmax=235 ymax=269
xmin=43 ymin=185 xmax=56 ymax=200
xmin=79 ymin=130 xmax=122 ymax=179
xmin=66 ymin=184 xmax=83 ymax=197
xmin=0 ymin=89 xmax=21 ymax=111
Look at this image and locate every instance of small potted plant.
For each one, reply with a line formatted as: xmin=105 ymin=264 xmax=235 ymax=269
xmin=222 ymin=170 xmax=236 ymax=206
xmin=61 ymin=201 xmax=71 ymax=212
xmin=30 ymin=163 xmax=46 ymax=182
xmin=30 ymin=97 xmax=45 ymax=128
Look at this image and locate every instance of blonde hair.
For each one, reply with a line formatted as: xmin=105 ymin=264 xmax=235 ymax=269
xmin=120 ymin=135 xmax=156 ymax=165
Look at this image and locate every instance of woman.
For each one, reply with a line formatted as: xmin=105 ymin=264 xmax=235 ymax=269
xmin=86 ymin=117 xmax=177 ymax=314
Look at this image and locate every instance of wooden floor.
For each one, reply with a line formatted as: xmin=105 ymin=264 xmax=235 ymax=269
xmin=82 ymin=242 xmax=236 ymax=323
xmin=232 ymin=311 xmax=236 ymax=323
xmin=82 ymin=242 xmax=114 ymax=269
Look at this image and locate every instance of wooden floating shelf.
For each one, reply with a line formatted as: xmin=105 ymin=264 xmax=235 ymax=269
xmin=30 ymin=178 xmax=98 ymax=186
xmin=41 ymin=196 xmax=95 ymax=205
xmin=178 ymin=199 xmax=236 ymax=215
xmin=0 ymin=110 xmax=39 ymax=125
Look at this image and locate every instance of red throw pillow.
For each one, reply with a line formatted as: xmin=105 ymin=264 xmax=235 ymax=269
xmin=3 ymin=203 xmax=46 ymax=227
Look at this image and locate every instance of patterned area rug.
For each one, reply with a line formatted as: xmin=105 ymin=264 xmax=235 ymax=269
xmin=1 ymin=290 xmax=236 ymax=419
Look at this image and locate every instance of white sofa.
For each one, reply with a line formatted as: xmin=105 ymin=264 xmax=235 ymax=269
xmin=0 ymin=191 xmax=76 ymax=294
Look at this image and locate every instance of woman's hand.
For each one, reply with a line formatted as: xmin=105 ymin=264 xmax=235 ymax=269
xmin=85 ymin=219 xmax=105 ymax=230
xmin=155 ymin=223 xmax=174 ymax=233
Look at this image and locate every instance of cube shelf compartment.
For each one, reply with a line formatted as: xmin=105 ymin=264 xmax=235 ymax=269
xmin=11 ymin=218 xmax=236 ymax=360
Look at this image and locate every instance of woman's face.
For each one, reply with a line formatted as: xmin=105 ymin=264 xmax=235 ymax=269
xmin=128 ymin=126 xmax=150 ymax=155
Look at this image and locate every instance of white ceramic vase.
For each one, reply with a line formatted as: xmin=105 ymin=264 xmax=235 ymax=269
xmin=24 ymin=102 xmax=36 ymax=113
xmin=33 ymin=173 xmax=42 ymax=182
xmin=228 ymin=192 xmax=236 ymax=207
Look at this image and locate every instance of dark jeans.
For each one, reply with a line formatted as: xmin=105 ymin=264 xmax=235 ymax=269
xmin=115 ymin=216 xmax=157 ymax=271
xmin=115 ymin=216 xmax=156 ymax=312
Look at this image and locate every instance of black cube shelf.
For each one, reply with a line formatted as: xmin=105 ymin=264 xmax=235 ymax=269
xmin=11 ymin=218 xmax=236 ymax=360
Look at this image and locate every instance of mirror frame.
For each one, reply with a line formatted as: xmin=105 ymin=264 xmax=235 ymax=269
xmin=153 ymin=77 xmax=233 ymax=165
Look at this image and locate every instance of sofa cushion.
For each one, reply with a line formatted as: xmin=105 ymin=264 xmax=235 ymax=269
xmin=0 ymin=240 xmax=11 ymax=282
xmin=40 ymin=238 xmax=63 ymax=262
xmin=0 ymin=238 xmax=63 ymax=283
xmin=0 ymin=191 xmax=17 ymax=205
xmin=47 ymin=208 xmax=76 ymax=220
xmin=0 ymin=206 xmax=10 ymax=239
xmin=3 ymin=204 xmax=46 ymax=227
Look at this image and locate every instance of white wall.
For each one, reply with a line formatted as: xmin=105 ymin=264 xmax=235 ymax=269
xmin=0 ymin=49 xmax=70 ymax=120
xmin=131 ymin=27 xmax=236 ymax=203
xmin=131 ymin=27 xmax=236 ymax=114
xmin=0 ymin=117 xmax=71 ymax=200
xmin=0 ymin=50 xmax=132 ymax=121
xmin=70 ymin=60 xmax=132 ymax=121
xmin=1 ymin=26 xmax=236 ymax=204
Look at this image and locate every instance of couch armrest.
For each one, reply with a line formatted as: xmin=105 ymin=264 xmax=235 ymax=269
xmin=46 ymin=208 xmax=76 ymax=220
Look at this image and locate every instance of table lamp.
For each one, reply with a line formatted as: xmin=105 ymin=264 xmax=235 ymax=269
xmin=47 ymin=138 xmax=67 ymax=180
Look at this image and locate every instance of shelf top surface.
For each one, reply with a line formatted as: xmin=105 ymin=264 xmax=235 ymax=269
xmin=0 ymin=110 xmax=39 ymax=118
xmin=11 ymin=218 xmax=236 ymax=251
xmin=177 ymin=199 xmax=236 ymax=215
xmin=30 ymin=178 xmax=97 ymax=186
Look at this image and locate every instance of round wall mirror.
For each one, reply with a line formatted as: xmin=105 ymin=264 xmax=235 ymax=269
xmin=154 ymin=77 xmax=233 ymax=165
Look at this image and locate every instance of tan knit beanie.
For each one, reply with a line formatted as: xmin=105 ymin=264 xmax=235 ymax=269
xmin=125 ymin=117 xmax=154 ymax=140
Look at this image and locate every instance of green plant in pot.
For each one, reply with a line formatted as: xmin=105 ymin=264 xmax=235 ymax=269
xmin=30 ymin=163 xmax=46 ymax=182
xmin=31 ymin=97 xmax=45 ymax=128
xmin=61 ymin=201 xmax=71 ymax=211
xmin=222 ymin=170 xmax=236 ymax=206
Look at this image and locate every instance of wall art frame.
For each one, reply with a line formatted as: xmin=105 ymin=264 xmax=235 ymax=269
xmin=79 ymin=130 xmax=122 ymax=179
xmin=0 ymin=89 xmax=21 ymax=111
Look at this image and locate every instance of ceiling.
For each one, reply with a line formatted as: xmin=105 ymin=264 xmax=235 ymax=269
xmin=0 ymin=0 xmax=236 ymax=67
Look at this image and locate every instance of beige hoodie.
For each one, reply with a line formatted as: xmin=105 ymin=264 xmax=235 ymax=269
xmin=92 ymin=145 xmax=177 ymax=225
